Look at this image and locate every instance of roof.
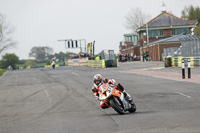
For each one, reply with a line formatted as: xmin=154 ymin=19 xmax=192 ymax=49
xmin=138 ymin=12 xmax=197 ymax=30
xmin=147 ymin=34 xmax=200 ymax=46
xmin=148 ymin=34 xmax=185 ymax=46
xmin=124 ymin=33 xmax=138 ymax=36
xmin=179 ymin=34 xmax=200 ymax=41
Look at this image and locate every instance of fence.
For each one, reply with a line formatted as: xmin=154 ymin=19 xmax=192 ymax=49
xmin=163 ymin=47 xmax=179 ymax=57
xmin=180 ymin=35 xmax=200 ymax=57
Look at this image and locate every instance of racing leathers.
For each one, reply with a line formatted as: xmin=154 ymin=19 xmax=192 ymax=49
xmin=92 ymin=78 xmax=126 ymax=109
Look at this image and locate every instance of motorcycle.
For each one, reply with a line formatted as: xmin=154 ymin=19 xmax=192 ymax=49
xmin=52 ymin=64 xmax=55 ymax=69
xmin=51 ymin=61 xmax=56 ymax=69
xmin=98 ymin=82 xmax=136 ymax=115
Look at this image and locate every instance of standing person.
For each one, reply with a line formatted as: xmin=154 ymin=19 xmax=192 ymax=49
xmin=134 ymin=54 xmax=137 ymax=61
xmin=144 ymin=52 xmax=147 ymax=61
xmin=142 ymin=52 xmax=144 ymax=62
xmin=119 ymin=54 xmax=122 ymax=62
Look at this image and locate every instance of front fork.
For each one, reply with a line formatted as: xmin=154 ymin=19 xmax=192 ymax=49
xmin=120 ymin=92 xmax=129 ymax=110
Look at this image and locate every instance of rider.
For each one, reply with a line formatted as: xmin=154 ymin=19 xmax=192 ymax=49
xmin=50 ymin=58 xmax=56 ymax=65
xmin=92 ymin=74 xmax=132 ymax=109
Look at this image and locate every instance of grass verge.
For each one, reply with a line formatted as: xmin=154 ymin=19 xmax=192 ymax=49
xmin=0 ymin=69 xmax=7 ymax=76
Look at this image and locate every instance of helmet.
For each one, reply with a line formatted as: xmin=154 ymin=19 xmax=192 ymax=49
xmin=93 ymin=74 xmax=102 ymax=86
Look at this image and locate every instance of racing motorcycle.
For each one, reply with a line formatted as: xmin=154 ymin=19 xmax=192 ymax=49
xmin=98 ymin=82 xmax=136 ymax=115
xmin=51 ymin=61 xmax=56 ymax=69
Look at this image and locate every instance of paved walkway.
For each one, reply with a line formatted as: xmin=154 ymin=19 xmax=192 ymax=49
xmin=121 ymin=61 xmax=200 ymax=84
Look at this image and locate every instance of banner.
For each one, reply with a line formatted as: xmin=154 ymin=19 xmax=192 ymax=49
xmin=87 ymin=43 xmax=90 ymax=55
xmin=93 ymin=40 xmax=95 ymax=56
xmin=90 ymin=42 xmax=92 ymax=57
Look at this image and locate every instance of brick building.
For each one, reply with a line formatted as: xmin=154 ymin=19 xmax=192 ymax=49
xmin=119 ymin=4 xmax=198 ymax=61
xmin=119 ymin=33 xmax=140 ymax=57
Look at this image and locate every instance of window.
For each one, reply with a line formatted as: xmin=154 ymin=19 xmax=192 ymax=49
xmin=172 ymin=28 xmax=189 ymax=35
xmin=148 ymin=30 xmax=158 ymax=37
xmin=159 ymin=30 xmax=164 ymax=37
xmin=172 ymin=29 xmax=176 ymax=35
xmin=125 ymin=36 xmax=132 ymax=42
xmin=177 ymin=28 xmax=189 ymax=34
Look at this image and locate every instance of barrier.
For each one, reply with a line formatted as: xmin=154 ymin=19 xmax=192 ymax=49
xmin=44 ymin=64 xmax=59 ymax=68
xmin=67 ymin=58 xmax=88 ymax=67
xmin=163 ymin=57 xmax=200 ymax=67
xmin=87 ymin=60 xmax=105 ymax=68
xmin=66 ymin=58 xmax=118 ymax=68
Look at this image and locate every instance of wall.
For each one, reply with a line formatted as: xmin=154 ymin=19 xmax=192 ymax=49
xmin=140 ymin=43 xmax=181 ymax=61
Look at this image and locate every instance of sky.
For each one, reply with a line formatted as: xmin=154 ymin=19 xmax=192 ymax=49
xmin=0 ymin=0 xmax=200 ymax=59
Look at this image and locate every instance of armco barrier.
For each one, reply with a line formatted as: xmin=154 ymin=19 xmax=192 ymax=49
xmin=164 ymin=57 xmax=200 ymax=67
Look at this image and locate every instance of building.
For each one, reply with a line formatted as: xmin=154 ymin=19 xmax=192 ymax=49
xmin=119 ymin=33 xmax=139 ymax=58
xmin=119 ymin=3 xmax=198 ymax=61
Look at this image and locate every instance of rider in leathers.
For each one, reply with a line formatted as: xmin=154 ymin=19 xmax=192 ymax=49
xmin=92 ymin=74 xmax=132 ymax=109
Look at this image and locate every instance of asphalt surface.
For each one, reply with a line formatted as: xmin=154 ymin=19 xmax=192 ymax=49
xmin=0 ymin=62 xmax=200 ymax=133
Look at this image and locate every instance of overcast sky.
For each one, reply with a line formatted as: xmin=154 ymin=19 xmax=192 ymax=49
xmin=0 ymin=0 xmax=199 ymax=59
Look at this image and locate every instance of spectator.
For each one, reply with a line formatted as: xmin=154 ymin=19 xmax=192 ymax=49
xmin=134 ymin=54 xmax=137 ymax=61
xmin=95 ymin=55 xmax=100 ymax=60
xmin=8 ymin=65 xmax=13 ymax=70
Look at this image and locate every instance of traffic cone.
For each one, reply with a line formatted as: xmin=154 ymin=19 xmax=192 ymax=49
xmin=157 ymin=62 xmax=159 ymax=65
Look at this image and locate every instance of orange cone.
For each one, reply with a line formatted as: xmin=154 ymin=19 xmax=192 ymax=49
xmin=157 ymin=62 xmax=159 ymax=65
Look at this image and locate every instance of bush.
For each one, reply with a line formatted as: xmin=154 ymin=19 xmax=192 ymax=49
xmin=46 ymin=60 xmax=51 ymax=65
xmin=23 ymin=60 xmax=37 ymax=69
xmin=1 ymin=53 xmax=19 ymax=70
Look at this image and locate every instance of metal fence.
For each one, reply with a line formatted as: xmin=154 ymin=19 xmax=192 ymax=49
xmin=163 ymin=47 xmax=180 ymax=57
xmin=180 ymin=35 xmax=200 ymax=57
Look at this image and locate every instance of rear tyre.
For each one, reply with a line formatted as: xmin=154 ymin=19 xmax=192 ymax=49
xmin=52 ymin=65 xmax=55 ymax=69
xmin=109 ymin=98 xmax=125 ymax=115
xmin=128 ymin=102 xmax=136 ymax=113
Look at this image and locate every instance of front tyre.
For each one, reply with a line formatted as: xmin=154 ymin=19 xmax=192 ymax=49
xmin=109 ymin=98 xmax=125 ymax=115
xmin=128 ymin=102 xmax=136 ymax=113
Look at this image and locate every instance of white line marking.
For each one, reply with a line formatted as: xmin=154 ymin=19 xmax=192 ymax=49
xmin=152 ymin=67 xmax=165 ymax=70
xmin=44 ymin=90 xmax=52 ymax=102
xmin=176 ymin=92 xmax=192 ymax=98
xmin=72 ymin=72 xmax=79 ymax=76
xmin=141 ymin=67 xmax=164 ymax=71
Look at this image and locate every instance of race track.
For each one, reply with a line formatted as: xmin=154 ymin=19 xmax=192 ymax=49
xmin=0 ymin=63 xmax=200 ymax=133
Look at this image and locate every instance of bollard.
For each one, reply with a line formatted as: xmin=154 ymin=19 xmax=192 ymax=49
xmin=188 ymin=58 xmax=191 ymax=78
xmin=182 ymin=59 xmax=185 ymax=79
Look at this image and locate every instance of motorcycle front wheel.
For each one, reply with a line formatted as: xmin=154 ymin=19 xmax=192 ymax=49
xmin=128 ymin=102 xmax=136 ymax=113
xmin=109 ymin=97 xmax=125 ymax=115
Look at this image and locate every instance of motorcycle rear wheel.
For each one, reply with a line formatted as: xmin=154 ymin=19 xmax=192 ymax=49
xmin=110 ymin=97 xmax=125 ymax=115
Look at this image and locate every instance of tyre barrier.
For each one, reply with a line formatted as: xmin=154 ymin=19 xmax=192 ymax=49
xmin=163 ymin=57 xmax=200 ymax=67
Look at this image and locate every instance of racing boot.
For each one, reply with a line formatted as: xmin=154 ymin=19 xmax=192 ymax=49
xmin=123 ymin=90 xmax=133 ymax=103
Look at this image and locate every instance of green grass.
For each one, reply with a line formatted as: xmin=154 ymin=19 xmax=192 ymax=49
xmin=0 ymin=69 xmax=7 ymax=76
xmin=16 ymin=62 xmax=65 ymax=68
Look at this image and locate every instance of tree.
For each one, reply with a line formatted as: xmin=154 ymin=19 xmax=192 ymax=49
xmin=124 ymin=8 xmax=151 ymax=32
xmin=54 ymin=52 xmax=66 ymax=61
xmin=29 ymin=46 xmax=53 ymax=61
xmin=195 ymin=24 xmax=200 ymax=36
xmin=181 ymin=6 xmax=191 ymax=20
xmin=1 ymin=53 xmax=19 ymax=69
xmin=23 ymin=60 xmax=37 ymax=68
xmin=181 ymin=5 xmax=200 ymax=36
xmin=0 ymin=13 xmax=17 ymax=54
